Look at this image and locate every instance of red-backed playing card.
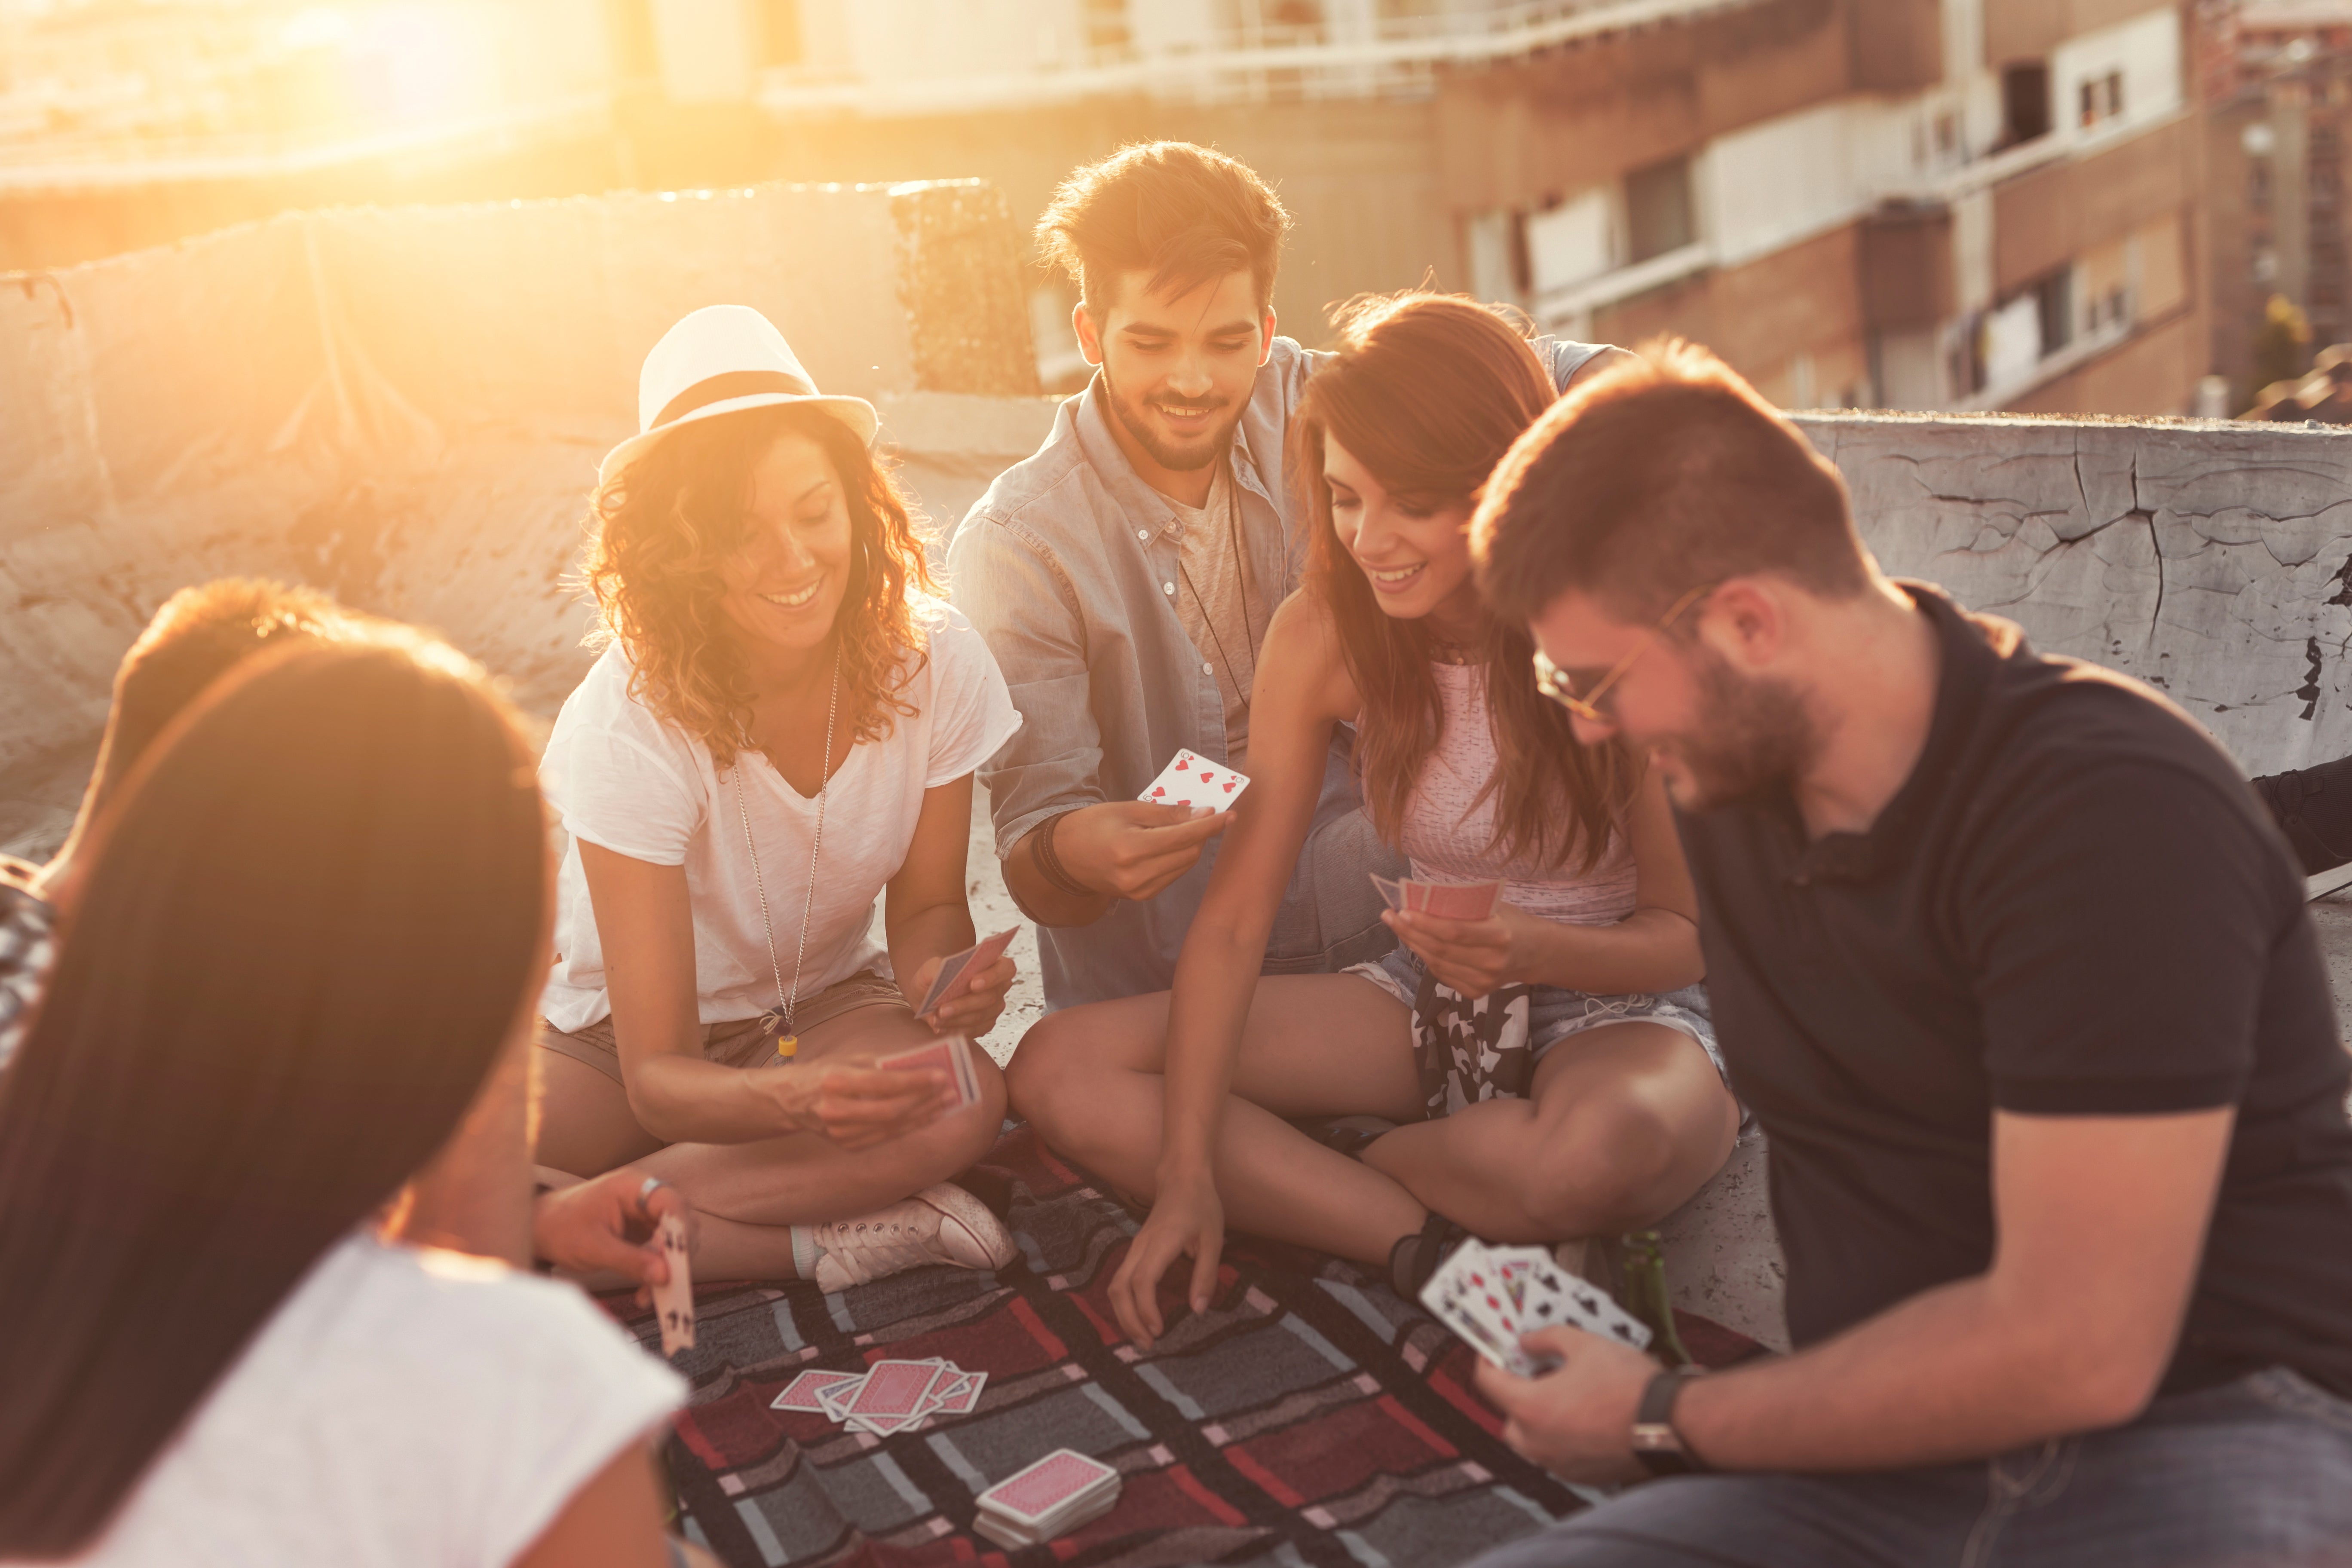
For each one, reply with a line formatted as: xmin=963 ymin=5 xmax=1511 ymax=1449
xmin=979 ymin=1449 xmax=1119 ymax=1526
xmin=842 ymin=1360 xmax=947 ymax=1424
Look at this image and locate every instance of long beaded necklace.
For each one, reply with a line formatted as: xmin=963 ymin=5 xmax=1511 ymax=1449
xmin=735 ymin=643 xmax=839 ymax=1060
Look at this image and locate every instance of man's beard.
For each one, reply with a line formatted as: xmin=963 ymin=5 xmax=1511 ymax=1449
xmin=1659 ymin=648 xmax=1818 ymax=813
xmin=1100 ymin=360 xmax=1239 ymax=473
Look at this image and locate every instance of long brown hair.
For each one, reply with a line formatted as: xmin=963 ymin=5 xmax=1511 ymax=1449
xmin=582 ymin=404 xmax=937 ymax=769
xmin=0 ymin=637 xmax=548 ymax=1557
xmin=1298 ymin=292 xmax=1634 ymax=872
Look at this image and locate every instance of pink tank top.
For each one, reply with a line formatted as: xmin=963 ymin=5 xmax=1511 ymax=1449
xmin=1394 ymin=661 xmax=1638 ymax=926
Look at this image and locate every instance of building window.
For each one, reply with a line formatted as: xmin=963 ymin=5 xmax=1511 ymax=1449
xmin=606 ymin=0 xmax=659 ymax=81
xmin=1082 ymin=0 xmax=1130 ymax=54
xmin=2079 ymin=69 xmax=2123 ymax=129
xmin=1625 ymin=156 xmax=1695 ymax=263
xmin=758 ymin=0 xmax=801 ymax=67
xmin=2034 ymin=269 xmax=2074 ymax=358
xmin=2001 ymin=61 xmax=2051 ymax=147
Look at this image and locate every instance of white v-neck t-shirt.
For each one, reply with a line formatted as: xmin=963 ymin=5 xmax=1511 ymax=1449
xmin=538 ymin=599 xmax=1021 ymax=1033
xmin=63 ymin=1233 xmax=683 ymax=1568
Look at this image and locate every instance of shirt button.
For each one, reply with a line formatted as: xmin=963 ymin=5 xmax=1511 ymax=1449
xmin=1204 ymin=662 xmax=1214 ymax=674
xmin=1138 ymin=529 xmax=1150 ymax=540
xmin=1164 ymin=582 xmax=1176 ymax=594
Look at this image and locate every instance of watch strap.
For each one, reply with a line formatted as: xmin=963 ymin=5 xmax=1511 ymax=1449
xmin=1629 ymin=1368 xmax=1707 ymax=1476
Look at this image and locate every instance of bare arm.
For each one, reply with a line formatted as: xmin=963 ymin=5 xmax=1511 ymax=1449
xmin=1479 ymin=1107 xmax=2236 ymax=1479
xmin=1107 ymin=591 xmax=1358 ymax=1343
xmin=884 ymin=773 xmax=1016 ymax=1040
xmin=580 ymin=842 xmax=942 ymax=1149
xmin=509 ymin=1443 xmax=673 ymax=1568
xmin=1387 ymin=760 xmax=1704 ymax=998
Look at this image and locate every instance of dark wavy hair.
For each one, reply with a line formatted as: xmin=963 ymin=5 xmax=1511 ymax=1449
xmin=0 ymin=637 xmax=549 ymax=1557
xmin=1297 ymin=292 xmax=1635 ymax=873
xmin=581 ymin=404 xmax=936 ymax=768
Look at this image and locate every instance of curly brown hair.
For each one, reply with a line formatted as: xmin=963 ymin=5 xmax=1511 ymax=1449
xmin=581 ymin=404 xmax=937 ymax=768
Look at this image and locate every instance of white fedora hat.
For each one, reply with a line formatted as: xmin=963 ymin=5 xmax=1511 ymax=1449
xmin=598 ymin=304 xmax=879 ymax=487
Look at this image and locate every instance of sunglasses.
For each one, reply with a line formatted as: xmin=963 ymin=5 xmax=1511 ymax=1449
xmin=1531 ymin=582 xmax=1717 ymax=722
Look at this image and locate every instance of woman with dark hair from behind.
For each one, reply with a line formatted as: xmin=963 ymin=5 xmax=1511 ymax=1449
xmin=1010 ymin=294 xmax=1743 ymax=1348
xmin=0 ymin=637 xmax=683 ymax=1566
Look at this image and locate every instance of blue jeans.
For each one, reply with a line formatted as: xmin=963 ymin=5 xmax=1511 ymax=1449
xmin=1468 ymin=1369 xmax=2352 ymax=1568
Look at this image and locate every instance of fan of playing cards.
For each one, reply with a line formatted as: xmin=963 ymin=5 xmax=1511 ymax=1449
xmin=971 ymin=1449 xmax=1122 ymax=1550
xmin=1373 ymin=874 xmax=1502 ymax=920
xmin=771 ymin=1358 xmax=987 ymax=1435
xmin=1419 ymin=1238 xmax=1653 ymax=1378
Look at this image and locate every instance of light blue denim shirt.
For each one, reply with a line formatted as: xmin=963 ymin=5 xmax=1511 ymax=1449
xmin=947 ymin=334 xmax=1607 ymax=1010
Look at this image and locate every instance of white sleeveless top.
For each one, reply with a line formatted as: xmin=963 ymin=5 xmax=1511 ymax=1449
xmin=1395 ymin=661 xmax=1638 ymax=926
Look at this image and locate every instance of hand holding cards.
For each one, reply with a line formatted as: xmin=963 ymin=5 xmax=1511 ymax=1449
xmin=1139 ymin=749 xmax=1249 ymax=812
xmin=874 ymin=1032 xmax=983 ymax=1111
xmin=913 ymin=927 xmax=1017 ymax=1020
xmin=1419 ymin=1238 xmax=1651 ymax=1378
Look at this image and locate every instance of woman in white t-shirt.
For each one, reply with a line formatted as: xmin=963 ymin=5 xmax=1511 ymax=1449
xmin=0 ymin=637 xmax=683 ymax=1566
xmin=533 ymin=306 xmax=1025 ymax=1292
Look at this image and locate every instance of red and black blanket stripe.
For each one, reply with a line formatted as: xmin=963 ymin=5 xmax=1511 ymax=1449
xmin=608 ymin=1125 xmax=1756 ymax=1568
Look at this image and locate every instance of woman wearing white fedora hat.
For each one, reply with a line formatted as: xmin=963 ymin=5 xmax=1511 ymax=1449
xmin=532 ymin=304 xmax=1022 ymax=1291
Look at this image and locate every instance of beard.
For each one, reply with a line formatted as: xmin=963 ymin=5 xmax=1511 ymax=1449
xmin=1099 ymin=359 xmax=1240 ymax=473
xmin=1657 ymin=647 xmax=1819 ymax=813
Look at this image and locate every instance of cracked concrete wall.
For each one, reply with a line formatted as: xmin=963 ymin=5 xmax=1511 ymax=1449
xmin=1797 ymin=411 xmax=2352 ymax=778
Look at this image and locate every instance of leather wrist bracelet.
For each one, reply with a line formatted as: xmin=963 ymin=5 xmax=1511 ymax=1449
xmin=1031 ymin=810 xmax=1094 ymax=899
xmin=1629 ymin=1368 xmax=1709 ymax=1477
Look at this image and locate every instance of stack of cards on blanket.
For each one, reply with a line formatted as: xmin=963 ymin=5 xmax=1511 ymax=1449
xmin=771 ymin=1358 xmax=988 ymax=1434
xmin=1138 ymin=749 xmax=1250 ymax=812
xmin=873 ymin=1031 xmax=983 ymax=1109
xmin=1372 ymin=874 xmax=1502 ymax=920
xmin=1419 ymin=1239 xmax=1653 ymax=1378
xmin=973 ymin=1449 xmax=1122 ymax=1550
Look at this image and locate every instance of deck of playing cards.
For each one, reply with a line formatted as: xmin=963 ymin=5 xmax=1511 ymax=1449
xmin=770 ymin=1357 xmax=987 ymax=1434
xmin=1372 ymin=874 xmax=1503 ymax=920
xmin=874 ymin=1032 xmax=982 ymax=1109
xmin=650 ymin=1213 xmax=695 ymax=1356
xmin=914 ymin=928 xmax=1018 ymax=1020
xmin=973 ymin=1449 xmax=1122 ymax=1549
xmin=1138 ymin=749 xmax=1250 ymax=812
xmin=1419 ymin=1238 xmax=1652 ymax=1378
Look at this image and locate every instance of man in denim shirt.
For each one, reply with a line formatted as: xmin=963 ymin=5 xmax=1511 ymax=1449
xmin=949 ymin=143 xmax=1615 ymax=1008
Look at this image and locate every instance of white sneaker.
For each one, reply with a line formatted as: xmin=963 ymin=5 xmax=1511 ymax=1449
xmin=809 ymin=1183 xmax=1017 ymax=1292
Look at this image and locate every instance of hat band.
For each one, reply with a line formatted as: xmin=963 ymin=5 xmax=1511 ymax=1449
xmin=653 ymin=368 xmax=818 ymax=430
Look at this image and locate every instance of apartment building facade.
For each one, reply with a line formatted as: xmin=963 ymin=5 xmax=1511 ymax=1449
xmin=705 ymin=0 xmax=2211 ymax=413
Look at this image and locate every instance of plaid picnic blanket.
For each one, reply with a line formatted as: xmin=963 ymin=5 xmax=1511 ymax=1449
xmin=612 ymin=1126 xmax=1756 ymax=1568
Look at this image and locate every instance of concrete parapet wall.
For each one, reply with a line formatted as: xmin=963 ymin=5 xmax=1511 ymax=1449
xmin=0 ymin=179 xmax=1037 ymax=811
xmin=1798 ymin=411 xmax=2352 ymax=779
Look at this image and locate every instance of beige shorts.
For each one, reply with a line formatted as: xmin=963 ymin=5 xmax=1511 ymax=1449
xmin=539 ymin=971 xmax=910 ymax=1087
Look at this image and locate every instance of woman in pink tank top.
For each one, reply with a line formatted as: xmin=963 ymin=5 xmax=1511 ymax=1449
xmin=1008 ymin=294 xmax=1740 ymax=1348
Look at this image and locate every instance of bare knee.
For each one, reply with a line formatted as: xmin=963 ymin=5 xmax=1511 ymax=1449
xmin=1519 ymin=1095 xmax=1688 ymax=1237
xmin=1005 ymin=1009 xmax=1085 ymax=1128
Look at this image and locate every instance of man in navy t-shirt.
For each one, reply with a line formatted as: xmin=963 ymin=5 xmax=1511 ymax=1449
xmin=1460 ymin=340 xmax=2352 ymax=1567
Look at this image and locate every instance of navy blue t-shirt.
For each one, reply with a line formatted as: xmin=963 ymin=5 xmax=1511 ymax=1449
xmin=1676 ymin=584 xmax=2352 ymax=1397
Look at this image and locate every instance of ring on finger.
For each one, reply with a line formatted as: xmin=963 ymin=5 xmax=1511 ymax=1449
xmin=636 ymin=1175 xmax=669 ymax=1215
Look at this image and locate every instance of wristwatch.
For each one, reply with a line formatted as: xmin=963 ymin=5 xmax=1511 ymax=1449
xmin=1629 ymin=1368 xmax=1708 ymax=1476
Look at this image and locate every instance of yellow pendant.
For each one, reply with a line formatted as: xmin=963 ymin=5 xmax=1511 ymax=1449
xmin=772 ymin=1034 xmax=798 ymax=1060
